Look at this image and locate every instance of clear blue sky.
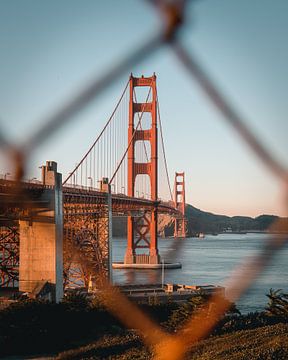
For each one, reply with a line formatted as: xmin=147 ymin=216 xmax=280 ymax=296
xmin=0 ymin=0 xmax=287 ymax=217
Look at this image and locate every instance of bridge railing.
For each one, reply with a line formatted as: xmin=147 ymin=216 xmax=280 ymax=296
xmin=63 ymin=183 xmax=101 ymax=192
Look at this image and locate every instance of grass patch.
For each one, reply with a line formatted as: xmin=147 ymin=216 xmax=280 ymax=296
xmin=54 ymin=323 xmax=288 ymax=359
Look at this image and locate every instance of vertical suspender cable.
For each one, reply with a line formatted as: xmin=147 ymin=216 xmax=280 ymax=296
xmin=63 ymin=79 xmax=129 ymax=185
xmin=156 ymin=92 xmax=173 ymax=201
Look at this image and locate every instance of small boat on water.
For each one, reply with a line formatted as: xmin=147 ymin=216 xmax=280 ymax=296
xmin=196 ymin=232 xmax=205 ymax=239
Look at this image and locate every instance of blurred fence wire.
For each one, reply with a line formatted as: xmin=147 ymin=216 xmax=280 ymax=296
xmin=0 ymin=1 xmax=287 ymax=359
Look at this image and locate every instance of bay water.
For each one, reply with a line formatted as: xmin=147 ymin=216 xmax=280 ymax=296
xmin=112 ymin=233 xmax=288 ymax=314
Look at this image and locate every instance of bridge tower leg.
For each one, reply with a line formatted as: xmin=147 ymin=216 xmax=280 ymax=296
xmin=125 ymin=74 xmax=160 ymax=265
xmin=174 ymin=172 xmax=187 ymax=238
xmin=19 ymin=161 xmax=63 ymax=302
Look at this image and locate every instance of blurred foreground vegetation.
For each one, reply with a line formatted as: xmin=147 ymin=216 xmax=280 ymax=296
xmin=0 ymin=289 xmax=287 ymax=359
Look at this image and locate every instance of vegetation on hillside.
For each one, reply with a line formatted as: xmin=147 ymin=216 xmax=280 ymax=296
xmin=178 ymin=205 xmax=283 ymax=235
xmin=56 ymin=323 xmax=288 ymax=360
xmin=113 ymin=204 xmax=287 ymax=236
xmin=0 ymin=289 xmax=287 ymax=358
xmin=266 ymin=288 xmax=288 ymax=317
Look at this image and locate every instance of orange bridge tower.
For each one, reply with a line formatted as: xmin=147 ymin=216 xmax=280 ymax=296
xmin=174 ymin=172 xmax=187 ymax=238
xmin=124 ymin=74 xmax=160 ymax=265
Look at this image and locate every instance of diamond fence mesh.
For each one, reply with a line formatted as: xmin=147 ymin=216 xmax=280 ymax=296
xmin=0 ymin=1 xmax=287 ymax=359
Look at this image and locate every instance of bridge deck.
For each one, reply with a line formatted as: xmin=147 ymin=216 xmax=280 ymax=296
xmin=0 ymin=179 xmax=179 ymax=218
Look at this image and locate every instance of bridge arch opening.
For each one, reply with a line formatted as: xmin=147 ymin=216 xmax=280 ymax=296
xmin=135 ymin=111 xmax=152 ymax=130
xmin=133 ymin=85 xmax=152 ymax=104
xmin=134 ymin=141 xmax=151 ymax=164
xmin=134 ymin=174 xmax=151 ymax=199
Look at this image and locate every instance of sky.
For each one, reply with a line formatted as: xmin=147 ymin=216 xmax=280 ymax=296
xmin=0 ymin=0 xmax=287 ymax=217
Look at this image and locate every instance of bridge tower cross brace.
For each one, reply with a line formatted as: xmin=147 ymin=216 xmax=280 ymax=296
xmin=125 ymin=74 xmax=160 ymax=265
xmin=174 ymin=172 xmax=187 ymax=238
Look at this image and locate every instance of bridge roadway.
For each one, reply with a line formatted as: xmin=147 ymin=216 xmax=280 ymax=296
xmin=0 ymin=179 xmax=179 ymax=222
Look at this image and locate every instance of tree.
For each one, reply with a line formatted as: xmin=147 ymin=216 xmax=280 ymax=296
xmin=266 ymin=288 xmax=288 ymax=318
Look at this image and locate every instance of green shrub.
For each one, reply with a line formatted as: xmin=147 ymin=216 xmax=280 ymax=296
xmin=265 ymin=288 xmax=288 ymax=318
xmin=0 ymin=297 xmax=120 ymax=357
xmin=165 ymin=294 xmax=240 ymax=332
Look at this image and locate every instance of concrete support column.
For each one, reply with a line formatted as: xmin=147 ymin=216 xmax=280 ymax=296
xmin=19 ymin=161 xmax=63 ymax=302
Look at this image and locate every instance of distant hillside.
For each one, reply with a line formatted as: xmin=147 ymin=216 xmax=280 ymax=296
xmin=112 ymin=204 xmax=286 ymax=237
xmin=183 ymin=204 xmax=281 ymax=235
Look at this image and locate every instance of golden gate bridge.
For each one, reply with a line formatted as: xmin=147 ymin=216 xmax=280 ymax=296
xmin=0 ymin=74 xmax=187 ymax=301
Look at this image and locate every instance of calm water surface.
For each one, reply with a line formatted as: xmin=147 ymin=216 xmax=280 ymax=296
xmin=112 ymin=234 xmax=288 ymax=313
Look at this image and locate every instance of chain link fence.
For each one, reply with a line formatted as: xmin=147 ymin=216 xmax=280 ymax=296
xmin=0 ymin=1 xmax=287 ymax=359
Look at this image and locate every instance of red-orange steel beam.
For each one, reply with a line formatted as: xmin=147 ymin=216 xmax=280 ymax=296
xmin=125 ymin=74 xmax=160 ymax=264
xmin=174 ymin=172 xmax=187 ymax=238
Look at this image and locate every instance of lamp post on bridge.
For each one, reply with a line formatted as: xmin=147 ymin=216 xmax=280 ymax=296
xmin=87 ymin=176 xmax=93 ymax=189
xmin=4 ymin=172 xmax=10 ymax=180
xmin=69 ymin=173 xmax=76 ymax=186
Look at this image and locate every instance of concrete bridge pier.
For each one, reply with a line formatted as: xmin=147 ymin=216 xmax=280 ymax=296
xmin=19 ymin=161 xmax=63 ymax=302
